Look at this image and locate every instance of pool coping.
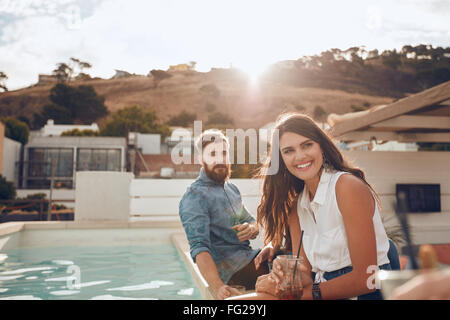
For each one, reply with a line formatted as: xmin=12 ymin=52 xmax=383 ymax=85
xmin=0 ymin=220 xmax=183 ymax=237
xmin=0 ymin=220 xmax=213 ymax=300
xmin=171 ymin=232 xmax=214 ymax=300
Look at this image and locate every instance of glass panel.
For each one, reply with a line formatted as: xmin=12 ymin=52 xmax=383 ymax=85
xmin=77 ymin=149 xmax=92 ymax=171
xmin=58 ymin=149 xmax=74 ymax=177
xmin=45 ymin=149 xmax=59 ymax=177
xmin=26 ymin=179 xmax=50 ymax=189
xmin=28 ymin=148 xmax=46 ymax=177
xmin=92 ymin=149 xmax=107 ymax=171
xmin=107 ymin=149 xmax=121 ymax=171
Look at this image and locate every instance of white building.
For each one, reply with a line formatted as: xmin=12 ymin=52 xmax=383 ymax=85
xmin=128 ymin=132 xmax=161 ymax=155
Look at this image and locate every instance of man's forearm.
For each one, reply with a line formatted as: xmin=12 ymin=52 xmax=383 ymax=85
xmin=195 ymin=251 xmax=225 ymax=292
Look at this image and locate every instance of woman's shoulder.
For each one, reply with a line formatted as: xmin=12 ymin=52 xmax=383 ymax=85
xmin=334 ymin=172 xmax=375 ymax=211
xmin=335 ymin=172 xmax=370 ymax=193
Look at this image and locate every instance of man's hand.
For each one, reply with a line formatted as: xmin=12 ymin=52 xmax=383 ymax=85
xmin=232 ymin=222 xmax=259 ymax=242
xmin=213 ymin=284 xmax=244 ymax=300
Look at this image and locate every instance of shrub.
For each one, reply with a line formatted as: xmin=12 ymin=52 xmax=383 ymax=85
xmin=0 ymin=175 xmax=16 ymax=200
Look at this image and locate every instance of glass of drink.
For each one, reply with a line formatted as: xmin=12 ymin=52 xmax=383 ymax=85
xmin=274 ymin=255 xmax=303 ymax=300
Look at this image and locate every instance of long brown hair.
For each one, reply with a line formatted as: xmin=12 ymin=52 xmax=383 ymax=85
xmin=256 ymin=113 xmax=380 ymax=248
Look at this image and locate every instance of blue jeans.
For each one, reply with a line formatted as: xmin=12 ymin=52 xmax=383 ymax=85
xmin=311 ymin=239 xmax=399 ymax=300
xmin=387 ymin=239 xmax=401 ymax=271
xmin=321 ymin=263 xmax=391 ymax=300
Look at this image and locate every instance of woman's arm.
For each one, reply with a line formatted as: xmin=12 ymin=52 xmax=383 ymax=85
xmin=304 ymin=174 xmax=378 ymax=300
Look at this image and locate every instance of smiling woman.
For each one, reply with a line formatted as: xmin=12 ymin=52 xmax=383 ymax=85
xmin=246 ymin=112 xmax=395 ymax=300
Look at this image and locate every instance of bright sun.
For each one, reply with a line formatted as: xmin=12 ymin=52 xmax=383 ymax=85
xmin=237 ymin=61 xmax=271 ymax=86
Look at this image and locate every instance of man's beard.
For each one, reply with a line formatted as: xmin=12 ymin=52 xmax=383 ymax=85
xmin=203 ymin=163 xmax=231 ymax=183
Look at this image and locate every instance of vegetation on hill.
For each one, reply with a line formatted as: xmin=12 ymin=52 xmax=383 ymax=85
xmin=100 ymin=105 xmax=171 ymax=139
xmin=33 ymin=83 xmax=109 ymax=127
xmin=0 ymin=117 xmax=29 ymax=144
xmin=52 ymin=57 xmax=92 ymax=83
xmin=0 ymin=175 xmax=16 ymax=200
xmin=0 ymin=71 xmax=7 ymax=92
xmin=0 ymin=44 xmax=448 ymax=133
xmin=266 ymin=44 xmax=450 ymax=97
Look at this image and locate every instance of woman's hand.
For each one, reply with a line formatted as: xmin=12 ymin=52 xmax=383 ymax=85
xmin=255 ymin=274 xmax=278 ymax=296
xmin=271 ymin=258 xmax=313 ymax=291
xmin=254 ymin=243 xmax=279 ymax=270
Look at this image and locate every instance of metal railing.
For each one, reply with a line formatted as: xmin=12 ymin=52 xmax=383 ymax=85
xmin=0 ymin=198 xmax=74 ymax=221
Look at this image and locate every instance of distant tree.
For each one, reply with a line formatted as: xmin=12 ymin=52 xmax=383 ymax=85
xmin=53 ymin=63 xmax=73 ymax=82
xmin=381 ymin=50 xmax=402 ymax=69
xmin=168 ymin=110 xmax=197 ymax=127
xmin=0 ymin=71 xmax=8 ymax=92
xmin=100 ymin=105 xmax=171 ymax=139
xmin=39 ymin=103 xmax=73 ymax=125
xmin=52 ymin=58 xmax=92 ymax=83
xmin=0 ymin=175 xmax=16 ymax=200
xmin=70 ymin=57 xmax=92 ymax=76
xmin=38 ymin=83 xmax=108 ymax=125
xmin=313 ymin=105 xmax=327 ymax=122
xmin=69 ymin=85 xmax=108 ymax=123
xmin=0 ymin=117 xmax=29 ymax=144
xmin=367 ymin=49 xmax=379 ymax=59
xmin=188 ymin=61 xmax=197 ymax=70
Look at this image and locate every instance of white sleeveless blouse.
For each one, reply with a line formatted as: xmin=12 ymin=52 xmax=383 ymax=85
xmin=297 ymin=169 xmax=390 ymax=282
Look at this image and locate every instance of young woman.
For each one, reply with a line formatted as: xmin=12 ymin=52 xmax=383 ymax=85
xmin=252 ymin=113 xmax=395 ymax=300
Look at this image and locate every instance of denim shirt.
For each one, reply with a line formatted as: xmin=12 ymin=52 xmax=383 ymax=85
xmin=178 ymin=168 xmax=259 ymax=284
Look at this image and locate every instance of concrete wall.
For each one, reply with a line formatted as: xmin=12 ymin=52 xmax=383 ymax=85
xmin=129 ymin=178 xmax=262 ymax=217
xmin=130 ymin=151 xmax=450 ymax=245
xmin=343 ymin=150 xmax=450 ymax=245
xmin=137 ymin=133 xmax=161 ymax=155
xmin=75 ymin=171 xmax=133 ymax=221
xmin=2 ymin=137 xmax=21 ymax=183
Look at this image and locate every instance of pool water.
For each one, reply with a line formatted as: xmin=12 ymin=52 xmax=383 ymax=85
xmin=0 ymin=234 xmax=201 ymax=300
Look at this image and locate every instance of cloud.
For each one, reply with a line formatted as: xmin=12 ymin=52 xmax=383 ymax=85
xmin=0 ymin=0 xmax=449 ymax=90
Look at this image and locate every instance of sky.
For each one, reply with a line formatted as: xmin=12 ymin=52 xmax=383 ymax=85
xmin=0 ymin=0 xmax=449 ymax=90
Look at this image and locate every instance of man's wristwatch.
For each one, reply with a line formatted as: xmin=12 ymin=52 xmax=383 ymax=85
xmin=312 ymin=282 xmax=322 ymax=300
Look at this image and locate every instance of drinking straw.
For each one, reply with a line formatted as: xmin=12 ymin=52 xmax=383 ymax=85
xmin=395 ymin=191 xmax=419 ymax=270
xmin=292 ymin=230 xmax=304 ymax=284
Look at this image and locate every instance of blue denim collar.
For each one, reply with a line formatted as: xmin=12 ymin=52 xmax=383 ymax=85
xmin=199 ymin=167 xmax=225 ymax=186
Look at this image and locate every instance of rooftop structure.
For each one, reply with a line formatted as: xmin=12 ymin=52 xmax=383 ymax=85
xmin=38 ymin=119 xmax=99 ymax=137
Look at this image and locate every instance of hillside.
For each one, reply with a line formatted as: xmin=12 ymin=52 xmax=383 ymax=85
xmin=0 ymin=68 xmax=394 ymax=130
xmin=2 ymin=44 xmax=449 ymax=130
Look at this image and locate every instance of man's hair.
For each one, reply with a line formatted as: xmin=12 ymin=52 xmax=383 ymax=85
xmin=195 ymin=129 xmax=230 ymax=155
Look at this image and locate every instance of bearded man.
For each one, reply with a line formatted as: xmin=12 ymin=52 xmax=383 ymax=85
xmin=179 ymin=129 xmax=266 ymax=300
